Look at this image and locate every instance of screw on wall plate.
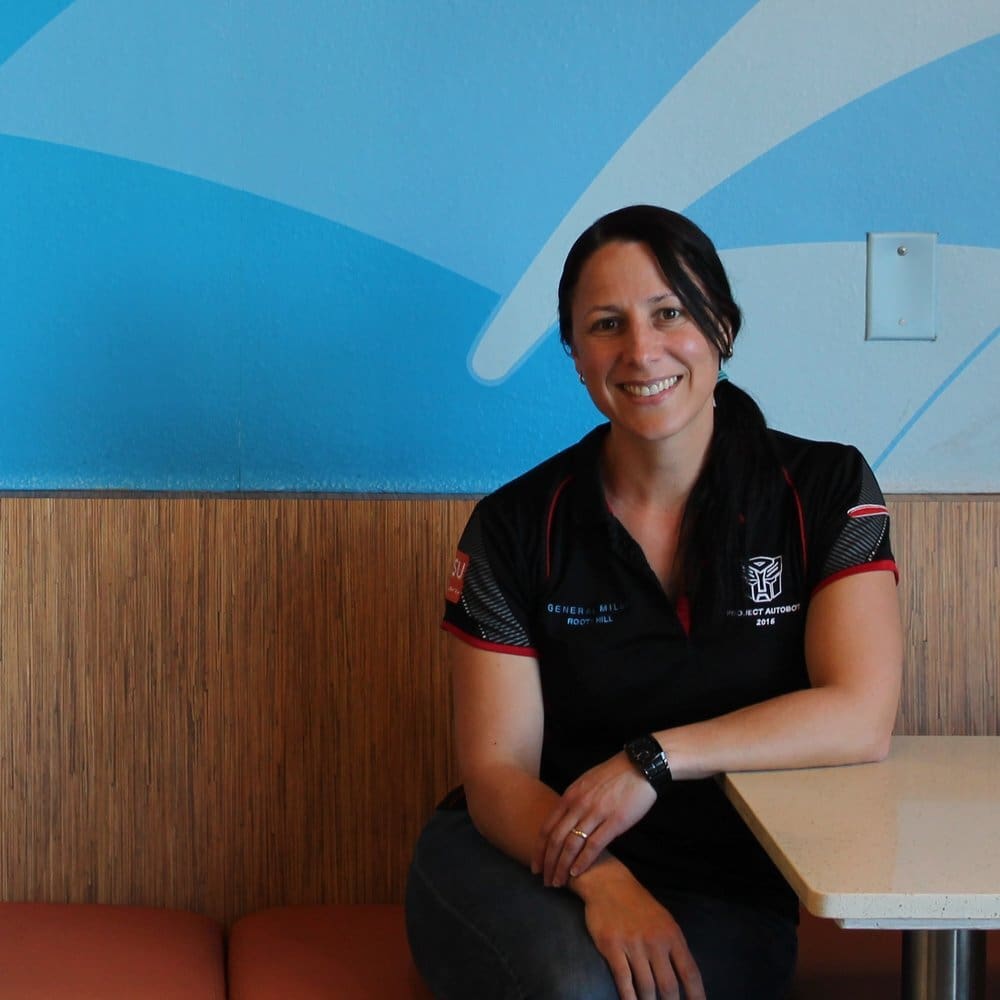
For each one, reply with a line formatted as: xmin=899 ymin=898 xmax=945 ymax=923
xmin=897 ymin=245 xmax=908 ymax=256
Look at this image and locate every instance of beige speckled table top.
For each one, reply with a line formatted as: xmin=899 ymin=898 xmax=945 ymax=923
xmin=721 ymin=735 xmax=1000 ymax=929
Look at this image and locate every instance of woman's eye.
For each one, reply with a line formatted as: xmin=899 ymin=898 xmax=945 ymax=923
xmin=658 ymin=307 xmax=683 ymax=322
xmin=591 ymin=316 xmax=620 ymax=334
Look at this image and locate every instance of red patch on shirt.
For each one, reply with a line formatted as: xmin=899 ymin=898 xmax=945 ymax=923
xmin=446 ymin=551 xmax=470 ymax=603
xmin=847 ymin=504 xmax=889 ymax=518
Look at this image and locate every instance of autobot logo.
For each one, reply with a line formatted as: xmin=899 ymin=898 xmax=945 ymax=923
xmin=744 ymin=556 xmax=783 ymax=604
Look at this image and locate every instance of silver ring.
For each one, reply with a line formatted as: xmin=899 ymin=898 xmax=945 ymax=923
xmin=570 ymin=828 xmax=589 ymax=840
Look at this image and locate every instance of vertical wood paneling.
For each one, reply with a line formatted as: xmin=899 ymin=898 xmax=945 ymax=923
xmin=0 ymin=494 xmax=995 ymax=924
xmin=889 ymin=496 xmax=999 ymax=736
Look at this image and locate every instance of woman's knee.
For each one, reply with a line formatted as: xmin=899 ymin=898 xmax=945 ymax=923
xmin=406 ymin=859 xmax=522 ymax=1000
xmin=405 ymin=809 xmax=618 ymax=1000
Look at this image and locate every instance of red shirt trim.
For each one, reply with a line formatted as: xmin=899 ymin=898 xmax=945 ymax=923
xmin=675 ymin=594 xmax=692 ymax=636
xmin=546 ymin=476 xmax=574 ymax=580
xmin=441 ymin=620 xmax=539 ymax=658
xmin=848 ymin=503 xmax=890 ymax=518
xmin=782 ymin=467 xmax=808 ymax=576
xmin=812 ymin=559 xmax=899 ymax=596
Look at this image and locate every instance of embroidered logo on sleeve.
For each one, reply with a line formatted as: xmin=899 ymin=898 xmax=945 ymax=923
xmin=445 ymin=551 xmax=470 ymax=603
xmin=847 ymin=504 xmax=889 ymax=518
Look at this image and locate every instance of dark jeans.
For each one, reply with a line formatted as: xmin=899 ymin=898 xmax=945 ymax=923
xmin=405 ymin=809 xmax=797 ymax=1000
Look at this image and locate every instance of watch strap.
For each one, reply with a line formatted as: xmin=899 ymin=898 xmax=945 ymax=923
xmin=624 ymin=734 xmax=672 ymax=790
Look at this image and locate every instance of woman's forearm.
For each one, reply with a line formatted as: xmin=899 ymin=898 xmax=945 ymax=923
xmin=657 ymin=682 xmax=894 ymax=782
xmin=661 ymin=570 xmax=902 ymax=779
xmin=462 ymin=763 xmax=564 ymax=867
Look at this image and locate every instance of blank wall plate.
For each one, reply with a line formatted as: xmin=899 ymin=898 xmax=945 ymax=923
xmin=865 ymin=232 xmax=937 ymax=341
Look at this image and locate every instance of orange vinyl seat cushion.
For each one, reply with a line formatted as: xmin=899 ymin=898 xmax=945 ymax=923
xmin=0 ymin=902 xmax=225 ymax=1000
xmin=228 ymin=903 xmax=431 ymax=1000
xmin=227 ymin=901 xmax=1000 ymax=1000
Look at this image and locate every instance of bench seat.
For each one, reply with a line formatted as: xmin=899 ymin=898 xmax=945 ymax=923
xmin=0 ymin=902 xmax=225 ymax=1000
xmin=229 ymin=902 xmax=1000 ymax=999
xmin=228 ymin=903 xmax=431 ymax=999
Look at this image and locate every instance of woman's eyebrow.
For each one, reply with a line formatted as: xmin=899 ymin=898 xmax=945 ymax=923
xmin=647 ymin=292 xmax=681 ymax=305
xmin=584 ymin=291 xmax=681 ymax=317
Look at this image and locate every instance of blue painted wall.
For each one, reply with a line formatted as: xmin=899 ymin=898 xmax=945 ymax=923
xmin=1 ymin=1 xmax=997 ymax=491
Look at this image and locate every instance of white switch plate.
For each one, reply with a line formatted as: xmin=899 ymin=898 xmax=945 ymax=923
xmin=865 ymin=232 xmax=937 ymax=341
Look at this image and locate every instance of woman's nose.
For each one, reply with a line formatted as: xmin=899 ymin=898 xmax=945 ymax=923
xmin=622 ymin=319 xmax=661 ymax=365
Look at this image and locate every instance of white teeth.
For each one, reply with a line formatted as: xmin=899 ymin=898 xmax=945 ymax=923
xmin=623 ymin=376 xmax=680 ymax=397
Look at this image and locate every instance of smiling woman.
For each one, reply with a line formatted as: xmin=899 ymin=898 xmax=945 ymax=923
xmin=405 ymin=206 xmax=903 ymax=1000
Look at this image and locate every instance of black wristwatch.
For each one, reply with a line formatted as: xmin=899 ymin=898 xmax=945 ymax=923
xmin=624 ymin=734 xmax=672 ymax=790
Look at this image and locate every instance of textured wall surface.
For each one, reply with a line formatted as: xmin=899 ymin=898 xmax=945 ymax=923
xmin=0 ymin=494 xmax=995 ymax=920
xmin=0 ymin=2 xmax=998 ymax=491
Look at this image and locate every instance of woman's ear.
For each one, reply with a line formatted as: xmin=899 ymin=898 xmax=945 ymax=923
xmin=719 ymin=323 xmax=734 ymax=359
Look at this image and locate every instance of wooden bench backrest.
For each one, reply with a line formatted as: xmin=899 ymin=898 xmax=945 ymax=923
xmin=0 ymin=495 xmax=995 ymax=924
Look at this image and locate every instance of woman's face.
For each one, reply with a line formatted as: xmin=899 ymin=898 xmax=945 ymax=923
xmin=570 ymin=240 xmax=721 ymax=453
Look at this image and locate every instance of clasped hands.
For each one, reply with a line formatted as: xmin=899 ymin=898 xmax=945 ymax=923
xmin=530 ymin=750 xmax=657 ymax=887
xmin=530 ymin=751 xmax=705 ymax=1000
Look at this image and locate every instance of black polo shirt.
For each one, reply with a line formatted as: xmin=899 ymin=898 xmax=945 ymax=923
xmin=443 ymin=424 xmax=896 ymax=918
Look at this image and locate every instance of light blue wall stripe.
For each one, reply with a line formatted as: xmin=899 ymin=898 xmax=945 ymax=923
xmin=873 ymin=323 xmax=1000 ymax=471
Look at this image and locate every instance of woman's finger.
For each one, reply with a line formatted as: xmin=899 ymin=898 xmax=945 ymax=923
xmin=671 ymin=941 xmax=706 ymax=1000
xmin=607 ymin=954 xmax=638 ymax=1000
xmin=567 ymin=822 xmax=611 ymax=879
xmin=543 ymin=816 xmax=588 ymax=885
xmin=625 ymin=952 xmax=664 ymax=1000
xmin=548 ymin=822 xmax=594 ymax=886
xmin=649 ymin=947 xmax=682 ymax=1000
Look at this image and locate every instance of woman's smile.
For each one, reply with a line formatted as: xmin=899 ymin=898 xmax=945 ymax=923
xmin=620 ymin=374 xmax=682 ymax=398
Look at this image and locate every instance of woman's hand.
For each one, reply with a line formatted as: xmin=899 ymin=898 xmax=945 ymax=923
xmin=532 ymin=751 xmax=656 ymax=887
xmin=576 ymin=861 xmax=705 ymax=1000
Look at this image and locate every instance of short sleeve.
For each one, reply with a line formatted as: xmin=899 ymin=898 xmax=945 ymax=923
xmin=442 ymin=503 xmax=537 ymax=655
xmin=802 ymin=446 xmax=897 ymax=594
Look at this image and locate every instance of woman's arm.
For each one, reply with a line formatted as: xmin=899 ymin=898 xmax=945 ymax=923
xmin=450 ymin=634 xmax=553 ymax=861
xmin=538 ymin=568 xmax=902 ymax=884
xmin=451 ymin=634 xmax=706 ymax=1000
xmin=664 ymin=567 xmax=903 ymax=776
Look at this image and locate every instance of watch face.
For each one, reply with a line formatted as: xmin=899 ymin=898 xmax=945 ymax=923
xmin=635 ymin=747 xmax=655 ymax=765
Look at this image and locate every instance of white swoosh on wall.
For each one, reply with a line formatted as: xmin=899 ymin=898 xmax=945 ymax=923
xmin=469 ymin=0 xmax=1000 ymax=383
